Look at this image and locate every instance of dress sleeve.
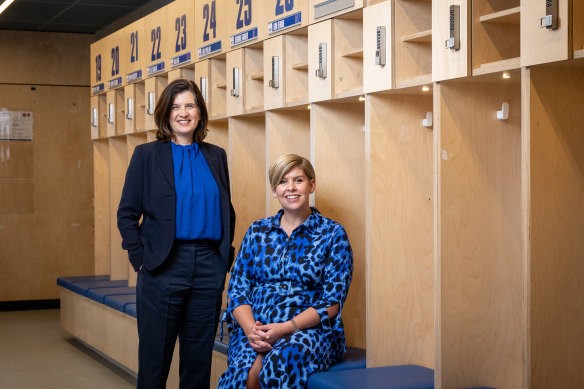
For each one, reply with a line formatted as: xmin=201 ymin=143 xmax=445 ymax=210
xmin=312 ymin=224 xmax=353 ymax=328
xmin=226 ymin=224 xmax=256 ymax=315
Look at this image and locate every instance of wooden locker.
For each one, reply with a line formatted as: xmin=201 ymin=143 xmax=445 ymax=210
xmin=434 ymin=73 xmax=523 ymax=388
xmin=167 ymin=0 xmax=196 ymax=71
xmin=264 ymin=35 xmax=286 ymax=110
xmin=521 ymin=0 xmax=571 ymax=67
xmin=264 ymin=0 xmax=308 ymax=38
xmin=265 ymin=109 xmax=310 ymax=215
xmin=196 ymin=56 xmax=228 ymax=120
xmin=143 ymin=5 xmax=170 ymax=79
xmin=363 ymin=1 xmax=393 ymax=93
xmin=432 ymin=0 xmax=471 ymax=82
xmin=366 ymin=90 xmax=434 ymax=368
xmin=226 ymin=0 xmax=267 ymax=50
xmin=308 ymin=19 xmax=333 ymax=102
xmin=195 ymin=0 xmax=229 ymax=60
xmin=472 ymin=0 xmax=520 ymax=76
xmin=308 ymin=0 xmax=364 ymax=24
xmin=394 ymin=0 xmax=432 ymax=88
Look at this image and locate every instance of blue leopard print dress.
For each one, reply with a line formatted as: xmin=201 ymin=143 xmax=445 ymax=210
xmin=217 ymin=208 xmax=353 ymax=389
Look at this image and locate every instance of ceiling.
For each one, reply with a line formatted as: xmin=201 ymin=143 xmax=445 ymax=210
xmin=0 ymin=0 xmax=173 ymax=38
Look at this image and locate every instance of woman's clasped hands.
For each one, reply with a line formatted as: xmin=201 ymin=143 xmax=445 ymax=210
xmin=246 ymin=320 xmax=291 ymax=353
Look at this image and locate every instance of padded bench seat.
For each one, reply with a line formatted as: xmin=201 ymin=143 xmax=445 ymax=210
xmin=86 ymin=286 xmax=136 ymax=304
xmin=307 ymin=365 xmax=434 ymax=389
xmin=57 ymin=275 xmax=128 ymax=296
xmin=104 ymin=293 xmax=137 ymax=313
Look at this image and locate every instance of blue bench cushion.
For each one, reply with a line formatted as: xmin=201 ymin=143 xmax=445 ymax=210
xmin=125 ymin=303 xmax=137 ymax=318
xmin=105 ymin=293 xmax=137 ymax=312
xmin=327 ymin=347 xmax=366 ymax=371
xmin=307 ymin=365 xmax=434 ymax=389
xmin=86 ymin=286 xmax=136 ymax=304
xmin=57 ymin=275 xmax=109 ymax=284
xmin=58 ymin=278 xmax=128 ymax=296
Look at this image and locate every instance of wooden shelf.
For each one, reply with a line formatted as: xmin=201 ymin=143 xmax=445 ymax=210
xmin=472 ymin=57 xmax=520 ymax=76
xmin=215 ymin=82 xmax=227 ymax=89
xmin=480 ymin=7 xmax=520 ymax=24
xmin=395 ymin=73 xmax=432 ymax=89
xmin=400 ymin=29 xmax=432 ymax=43
xmin=575 ymin=49 xmax=584 ymax=59
xmin=291 ymin=61 xmax=309 ymax=71
xmin=341 ymin=49 xmax=364 ymax=59
xmin=249 ymin=73 xmax=264 ymax=81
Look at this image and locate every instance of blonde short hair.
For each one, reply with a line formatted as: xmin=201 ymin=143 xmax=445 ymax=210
xmin=268 ymin=154 xmax=315 ymax=191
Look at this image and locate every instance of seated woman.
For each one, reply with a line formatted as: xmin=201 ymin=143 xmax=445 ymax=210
xmin=218 ymin=154 xmax=353 ymax=389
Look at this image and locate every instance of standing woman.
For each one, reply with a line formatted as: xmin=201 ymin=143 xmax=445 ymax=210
xmin=218 ymin=154 xmax=353 ymax=389
xmin=117 ymin=78 xmax=235 ymax=389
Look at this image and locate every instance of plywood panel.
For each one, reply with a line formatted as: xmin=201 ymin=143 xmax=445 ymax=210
xmin=0 ymin=84 xmax=93 ymax=301
xmin=367 ymin=93 xmax=434 ymax=368
xmin=124 ymin=82 xmax=146 ymax=134
xmin=520 ymin=0 xmax=570 ymax=67
xmin=264 ymin=0 xmax=308 ymax=37
xmin=244 ymin=44 xmax=265 ymax=113
xmin=332 ymin=11 xmax=363 ymax=98
xmin=264 ymin=35 xmax=286 ymax=110
xmin=312 ymin=102 xmax=366 ymax=349
xmin=436 ymin=78 xmax=523 ymax=388
xmin=0 ymin=31 xmax=92 ymax=86
xmin=266 ymin=109 xmax=311 ymax=214
xmin=432 ymin=0 xmax=471 ymax=82
xmin=167 ymin=0 xmax=196 ymax=71
xmin=102 ymin=30 xmax=125 ymax=90
xmin=394 ymin=0 xmax=432 ymax=88
xmin=121 ymin=18 xmax=145 ymax=85
xmin=229 ymin=115 xmax=267 ymax=250
xmin=308 ymin=20 xmax=333 ymax=102
xmin=226 ymin=49 xmax=245 ymax=116
xmin=472 ymin=0 xmax=520 ymax=75
xmin=363 ymin=1 xmax=393 ymax=93
xmin=144 ymin=76 xmax=168 ymax=131
xmin=308 ymin=0 xmax=364 ymax=24
xmin=195 ymin=0 xmax=229 ymax=60
xmin=226 ymin=0 xmax=266 ymax=49
xmin=143 ymin=6 xmax=170 ymax=78
xmin=526 ymin=66 xmax=584 ymax=389
xmin=285 ymin=28 xmax=309 ymax=106
xmin=94 ymin=140 xmax=111 ymax=276
xmin=109 ymin=137 xmax=129 ymax=281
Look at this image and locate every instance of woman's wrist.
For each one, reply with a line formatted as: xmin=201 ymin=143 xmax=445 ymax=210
xmin=289 ymin=318 xmax=299 ymax=333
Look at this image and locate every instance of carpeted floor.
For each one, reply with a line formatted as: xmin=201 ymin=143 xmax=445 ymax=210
xmin=0 ymin=309 xmax=135 ymax=389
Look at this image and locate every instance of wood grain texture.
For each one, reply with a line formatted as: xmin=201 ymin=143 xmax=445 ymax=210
xmin=527 ymin=66 xmax=584 ymax=389
xmin=312 ymin=102 xmax=366 ymax=349
xmin=437 ymin=79 xmax=523 ymax=388
xmin=367 ymin=93 xmax=435 ymax=367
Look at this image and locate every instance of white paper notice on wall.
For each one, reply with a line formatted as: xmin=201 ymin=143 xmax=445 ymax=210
xmin=0 ymin=109 xmax=34 ymax=141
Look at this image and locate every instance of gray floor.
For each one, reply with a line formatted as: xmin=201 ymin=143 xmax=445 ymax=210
xmin=0 ymin=309 xmax=136 ymax=389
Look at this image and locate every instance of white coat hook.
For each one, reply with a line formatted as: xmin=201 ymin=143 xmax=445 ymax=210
xmin=497 ymin=102 xmax=509 ymax=120
xmin=422 ymin=112 xmax=433 ymax=128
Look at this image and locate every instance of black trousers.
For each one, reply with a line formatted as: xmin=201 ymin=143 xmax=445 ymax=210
xmin=136 ymin=240 xmax=226 ymax=389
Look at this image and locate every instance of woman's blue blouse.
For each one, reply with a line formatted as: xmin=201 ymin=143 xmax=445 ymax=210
xmin=171 ymin=142 xmax=222 ymax=241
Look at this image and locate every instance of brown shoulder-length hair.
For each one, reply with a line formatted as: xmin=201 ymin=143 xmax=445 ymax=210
xmin=154 ymin=78 xmax=209 ymax=143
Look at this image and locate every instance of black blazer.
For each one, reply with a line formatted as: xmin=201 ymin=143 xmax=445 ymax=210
xmin=117 ymin=140 xmax=235 ymax=272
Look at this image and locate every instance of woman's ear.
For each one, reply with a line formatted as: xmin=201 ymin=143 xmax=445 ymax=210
xmin=310 ymin=179 xmax=316 ymax=194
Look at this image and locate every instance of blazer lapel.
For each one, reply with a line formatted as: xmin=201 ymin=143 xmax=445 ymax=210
xmin=155 ymin=141 xmax=174 ymax=187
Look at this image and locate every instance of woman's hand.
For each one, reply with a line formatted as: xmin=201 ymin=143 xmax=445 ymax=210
xmin=254 ymin=322 xmax=294 ymax=346
xmin=246 ymin=321 xmax=272 ymax=353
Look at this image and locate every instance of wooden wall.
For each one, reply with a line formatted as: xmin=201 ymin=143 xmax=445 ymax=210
xmin=0 ymin=31 xmax=95 ymax=302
